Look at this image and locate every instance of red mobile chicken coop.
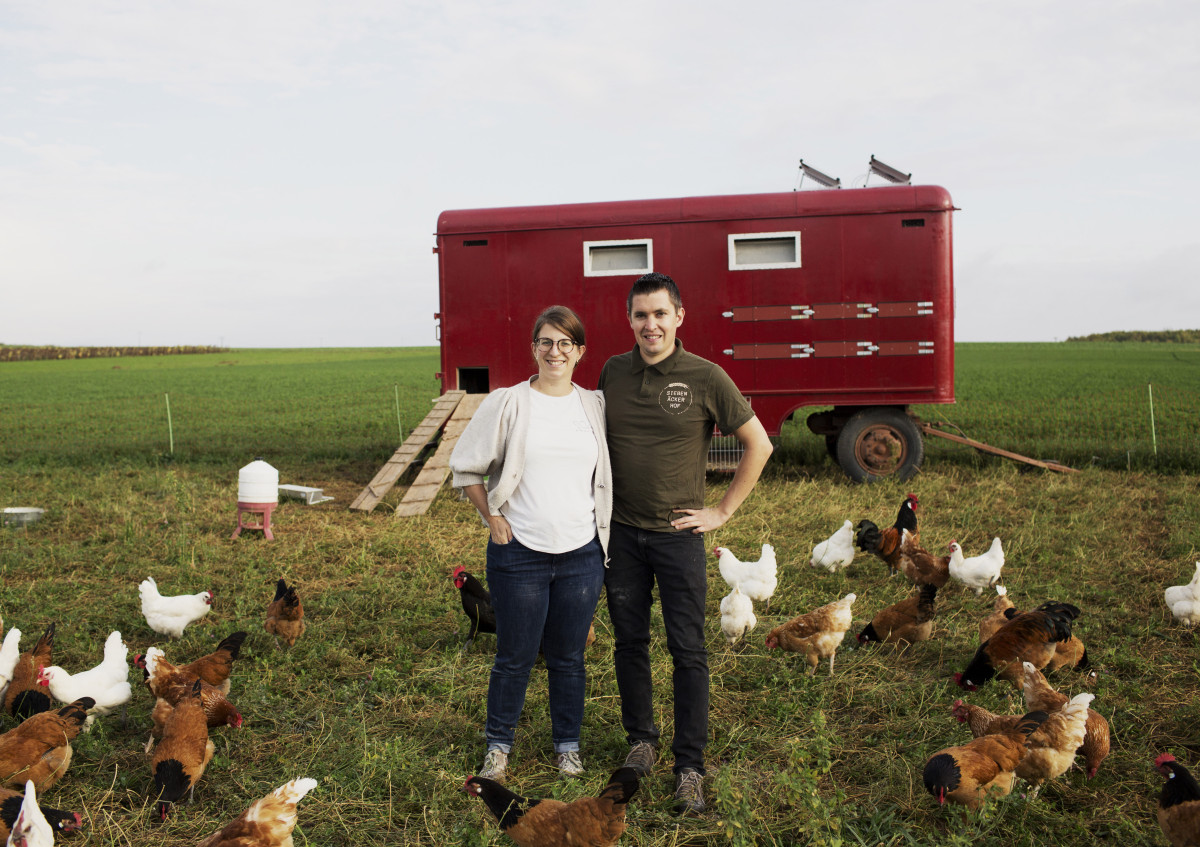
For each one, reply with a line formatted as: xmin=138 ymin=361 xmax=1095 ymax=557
xmin=434 ymin=184 xmax=956 ymax=481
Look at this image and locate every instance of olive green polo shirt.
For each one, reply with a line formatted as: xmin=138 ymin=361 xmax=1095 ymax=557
xmin=597 ymin=341 xmax=754 ymax=531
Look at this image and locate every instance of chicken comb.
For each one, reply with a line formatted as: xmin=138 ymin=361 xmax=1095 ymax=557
xmin=452 ymin=565 xmax=466 ymax=578
xmin=1156 ymin=753 xmax=1178 ymax=768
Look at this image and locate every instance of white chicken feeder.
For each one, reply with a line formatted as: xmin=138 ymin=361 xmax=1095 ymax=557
xmin=233 ymin=458 xmax=279 ymax=541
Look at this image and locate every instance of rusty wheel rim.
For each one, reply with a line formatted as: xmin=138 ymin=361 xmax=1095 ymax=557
xmin=852 ymin=424 xmax=908 ymax=476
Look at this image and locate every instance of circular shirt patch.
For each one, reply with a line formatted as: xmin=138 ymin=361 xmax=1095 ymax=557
xmin=659 ymin=382 xmax=694 ymax=415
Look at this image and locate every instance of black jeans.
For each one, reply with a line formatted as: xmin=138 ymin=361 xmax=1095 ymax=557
xmin=604 ymin=521 xmax=708 ymax=775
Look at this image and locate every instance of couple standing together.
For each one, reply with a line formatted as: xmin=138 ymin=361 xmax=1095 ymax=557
xmin=449 ymin=272 xmax=773 ymax=815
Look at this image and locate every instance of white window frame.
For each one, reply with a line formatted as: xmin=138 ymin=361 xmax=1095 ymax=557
xmin=583 ymin=238 xmax=653 ymax=277
xmin=727 ymin=231 xmax=802 ymax=271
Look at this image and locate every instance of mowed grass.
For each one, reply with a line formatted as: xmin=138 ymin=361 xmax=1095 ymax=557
xmin=0 ymin=345 xmax=1198 ymax=846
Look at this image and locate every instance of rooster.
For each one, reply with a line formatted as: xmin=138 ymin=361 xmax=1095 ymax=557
xmin=809 ymin=521 xmax=856 ymax=573
xmin=1155 ymin=754 xmax=1200 ymax=847
xmin=452 ymin=566 xmax=496 ymax=652
xmin=150 ymin=680 xmax=214 ymax=820
xmin=3 ymin=781 xmax=54 ymax=847
xmin=4 ymin=625 xmax=54 ymax=722
xmin=197 ymin=777 xmax=318 ymax=847
xmin=465 ymin=766 xmax=638 ymax=847
xmin=0 ymin=697 xmax=93 ymax=792
xmin=922 ymin=710 xmax=1049 ymax=810
xmin=854 ymin=494 xmax=919 ymax=577
xmin=994 ymin=607 xmax=1090 ymax=672
xmin=954 ymin=601 xmax=1080 ymax=690
xmin=948 ymin=538 xmax=1005 ymax=595
xmin=764 ymin=593 xmax=856 ymax=675
xmin=1165 ymin=562 xmax=1200 ymax=625
xmin=1022 ymin=662 xmax=1110 ymax=778
xmin=857 ymin=583 xmax=937 ymax=645
xmin=719 ymin=585 xmax=756 ymax=646
xmin=39 ymin=630 xmax=132 ymax=724
xmin=715 ymin=544 xmax=778 ymax=612
xmin=139 ymin=577 xmax=213 ymax=639
xmin=266 ymin=579 xmax=306 ymax=648
xmin=977 ymin=586 xmax=1015 ymax=643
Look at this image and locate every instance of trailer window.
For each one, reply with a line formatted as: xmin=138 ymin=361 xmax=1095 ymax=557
xmin=728 ymin=232 xmax=802 ymax=270
xmin=583 ymin=239 xmax=653 ymax=276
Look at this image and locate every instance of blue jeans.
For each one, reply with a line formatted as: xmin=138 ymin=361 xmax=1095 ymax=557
xmin=484 ymin=535 xmax=605 ymax=754
xmin=604 ymin=521 xmax=709 ymax=775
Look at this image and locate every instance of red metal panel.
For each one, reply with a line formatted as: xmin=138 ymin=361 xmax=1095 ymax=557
xmin=810 ymin=303 xmax=873 ymax=320
xmin=813 ymin=341 xmax=870 ymax=358
xmin=729 ymin=305 xmax=811 ymax=322
xmin=875 ymin=301 xmax=934 ymax=318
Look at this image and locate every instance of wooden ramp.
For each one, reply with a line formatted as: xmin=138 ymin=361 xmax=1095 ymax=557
xmin=349 ymin=391 xmax=466 ymax=512
xmin=394 ymin=393 xmax=486 ymax=516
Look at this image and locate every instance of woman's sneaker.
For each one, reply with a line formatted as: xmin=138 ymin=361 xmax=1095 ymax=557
xmin=478 ymin=749 xmax=508 ymax=782
xmin=556 ymin=750 xmax=584 ymax=777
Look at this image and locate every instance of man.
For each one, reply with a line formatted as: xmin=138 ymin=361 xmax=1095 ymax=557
xmin=597 ymin=271 xmax=773 ymax=815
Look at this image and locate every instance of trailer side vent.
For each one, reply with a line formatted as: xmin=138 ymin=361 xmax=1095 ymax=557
xmin=463 ymin=239 xmax=489 ymax=246
xmin=901 ymin=219 xmax=925 ymax=228
xmin=728 ymin=232 xmax=802 ymax=270
xmin=584 ymin=239 xmax=653 ymax=277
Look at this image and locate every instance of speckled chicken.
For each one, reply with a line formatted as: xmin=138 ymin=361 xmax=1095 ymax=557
xmin=764 ymin=593 xmax=856 ymax=675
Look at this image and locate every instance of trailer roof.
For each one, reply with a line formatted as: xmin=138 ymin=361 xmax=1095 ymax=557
xmin=437 ymin=185 xmax=953 ymax=235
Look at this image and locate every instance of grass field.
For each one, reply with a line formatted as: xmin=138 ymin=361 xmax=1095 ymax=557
xmin=0 ymin=345 xmax=1198 ymax=846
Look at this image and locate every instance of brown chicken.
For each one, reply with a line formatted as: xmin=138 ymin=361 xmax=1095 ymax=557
xmin=765 ymin=593 xmax=856 ymax=675
xmin=1011 ymin=692 xmax=1093 ymax=796
xmin=1022 ymin=662 xmax=1110 ymax=778
xmin=0 ymin=696 xmax=92 ymax=792
xmin=896 ymin=533 xmax=951 ymax=588
xmin=923 ymin=710 xmax=1049 ymax=810
xmin=139 ymin=647 xmax=241 ymax=753
xmin=0 ymin=784 xmax=81 ymax=842
xmin=181 ymin=631 xmax=247 ymax=695
xmin=265 ymin=579 xmax=306 ymax=648
xmin=465 ymin=766 xmax=638 ymax=847
xmin=1156 ymin=754 xmax=1200 ymax=847
xmin=951 ymin=699 xmax=1024 ymax=738
xmin=197 ymin=777 xmax=318 ymax=847
xmin=858 ymin=584 xmax=938 ymax=645
xmin=954 ymin=601 xmax=1081 ymax=690
xmin=990 ymin=605 xmax=1089 ymax=672
xmin=151 ymin=680 xmax=215 ymax=820
xmin=4 ymin=624 xmax=55 ymax=722
xmin=977 ymin=586 xmax=1015 ymax=643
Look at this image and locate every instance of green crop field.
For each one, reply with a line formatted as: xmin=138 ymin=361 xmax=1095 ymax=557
xmin=0 ymin=344 xmax=1198 ymax=846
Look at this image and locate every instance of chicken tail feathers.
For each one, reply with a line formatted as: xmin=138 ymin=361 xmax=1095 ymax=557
xmin=33 ymin=622 xmax=55 ymax=654
xmin=216 ymin=631 xmax=249 ymax=660
xmin=273 ymin=579 xmax=289 ymax=603
xmin=598 ymin=767 xmax=640 ymax=806
xmin=59 ymin=697 xmax=96 ymax=725
xmin=1014 ymin=710 xmax=1051 ymax=739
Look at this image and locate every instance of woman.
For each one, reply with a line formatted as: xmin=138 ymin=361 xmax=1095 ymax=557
xmin=449 ymin=305 xmax=611 ymax=782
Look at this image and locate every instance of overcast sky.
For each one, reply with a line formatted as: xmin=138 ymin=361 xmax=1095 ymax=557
xmin=2 ymin=1 xmax=1197 ymax=347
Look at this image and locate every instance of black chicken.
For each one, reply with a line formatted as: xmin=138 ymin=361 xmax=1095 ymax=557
xmin=453 ymin=566 xmax=496 ymax=652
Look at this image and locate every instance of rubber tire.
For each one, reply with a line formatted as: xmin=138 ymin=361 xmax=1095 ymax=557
xmin=835 ymin=408 xmax=924 ymax=482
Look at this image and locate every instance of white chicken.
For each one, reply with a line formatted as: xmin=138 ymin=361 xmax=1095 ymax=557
xmin=139 ymin=577 xmax=213 ymax=638
xmin=809 ymin=520 xmax=856 ymax=573
xmin=947 ymin=538 xmax=1004 ymax=595
xmin=715 ymin=544 xmax=778 ymax=612
xmin=6 ymin=780 xmax=54 ymax=847
xmin=0 ymin=628 xmax=21 ymax=704
xmin=719 ymin=585 xmax=757 ymax=645
xmin=1165 ymin=562 xmax=1200 ymax=625
xmin=39 ymin=630 xmax=132 ymax=725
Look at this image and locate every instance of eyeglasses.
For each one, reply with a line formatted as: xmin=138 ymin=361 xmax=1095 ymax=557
xmin=535 ymin=338 xmax=577 ymax=353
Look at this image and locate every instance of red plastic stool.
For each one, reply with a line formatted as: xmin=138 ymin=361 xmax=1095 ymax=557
xmin=232 ymin=501 xmax=276 ymax=540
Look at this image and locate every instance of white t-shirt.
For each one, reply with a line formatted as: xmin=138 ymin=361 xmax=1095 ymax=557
xmin=504 ymin=387 xmax=599 ymax=554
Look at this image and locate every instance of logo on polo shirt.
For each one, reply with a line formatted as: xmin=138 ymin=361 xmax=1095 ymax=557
xmin=659 ymin=382 xmax=693 ymax=415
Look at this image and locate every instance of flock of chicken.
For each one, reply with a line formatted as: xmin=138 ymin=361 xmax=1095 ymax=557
xmin=0 ymin=576 xmax=308 ymax=846
xmin=708 ymin=493 xmax=1200 ymax=846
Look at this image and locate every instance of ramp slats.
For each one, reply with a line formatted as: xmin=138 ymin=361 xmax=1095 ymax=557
xmin=394 ymin=393 xmax=485 ymax=517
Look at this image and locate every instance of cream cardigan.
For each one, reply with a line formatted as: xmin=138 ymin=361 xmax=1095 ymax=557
xmin=449 ymin=379 xmax=612 ymax=557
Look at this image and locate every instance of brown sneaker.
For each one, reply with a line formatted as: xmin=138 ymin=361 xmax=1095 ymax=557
xmin=623 ymin=740 xmax=657 ymax=776
xmin=673 ymin=768 xmax=705 ymax=815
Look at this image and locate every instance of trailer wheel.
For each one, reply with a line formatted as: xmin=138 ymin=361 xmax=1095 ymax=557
xmin=825 ymin=434 xmax=840 ymax=459
xmin=836 ymin=409 xmax=924 ymax=482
